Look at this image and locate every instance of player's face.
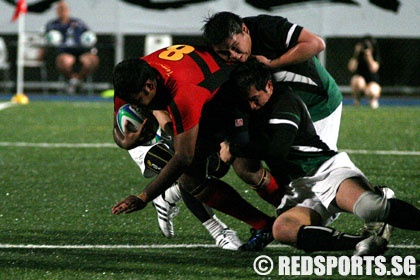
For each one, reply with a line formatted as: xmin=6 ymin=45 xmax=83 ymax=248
xmin=246 ymin=81 xmax=273 ymax=110
xmin=212 ymin=25 xmax=252 ymax=63
xmin=129 ymin=79 xmax=157 ymax=108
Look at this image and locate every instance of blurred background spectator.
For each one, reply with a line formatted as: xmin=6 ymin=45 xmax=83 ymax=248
xmin=347 ymin=35 xmax=381 ymax=109
xmin=44 ymin=0 xmax=99 ymax=95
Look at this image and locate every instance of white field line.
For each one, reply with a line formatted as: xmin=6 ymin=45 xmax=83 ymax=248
xmin=341 ymin=149 xmax=420 ymax=156
xmin=0 ymin=142 xmax=419 ymax=156
xmin=0 ymin=142 xmax=117 ymax=148
xmin=0 ymin=243 xmax=418 ymax=250
xmin=0 ymin=102 xmax=14 ymax=111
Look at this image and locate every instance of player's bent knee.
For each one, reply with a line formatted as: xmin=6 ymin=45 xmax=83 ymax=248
xmin=353 ymin=191 xmax=390 ymax=222
xmin=366 ymin=83 xmax=381 ymax=97
xmin=272 ymin=216 xmax=301 ymax=245
xmin=207 ymin=153 xmax=230 ymax=178
xmin=351 ymin=76 xmax=366 ymax=91
xmin=189 ymin=178 xmax=213 ymax=202
xmin=233 ymin=160 xmax=265 ymax=186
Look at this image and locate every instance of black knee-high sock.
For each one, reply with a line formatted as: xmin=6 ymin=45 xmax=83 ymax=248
xmin=180 ymin=187 xmax=214 ymax=223
xmin=296 ymin=226 xmax=364 ymax=253
xmin=386 ymin=199 xmax=420 ymax=230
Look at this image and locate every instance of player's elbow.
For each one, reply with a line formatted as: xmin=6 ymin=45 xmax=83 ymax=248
xmin=314 ymin=36 xmax=325 ymax=53
xmin=113 ymin=128 xmax=125 ymax=149
xmin=303 ymin=29 xmax=325 ymax=54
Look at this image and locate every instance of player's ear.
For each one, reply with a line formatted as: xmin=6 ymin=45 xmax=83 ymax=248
xmin=266 ymin=80 xmax=273 ymax=94
xmin=242 ymin=24 xmax=249 ymax=34
xmin=145 ymin=80 xmax=154 ymax=90
xmin=144 ymin=79 xmax=155 ymax=96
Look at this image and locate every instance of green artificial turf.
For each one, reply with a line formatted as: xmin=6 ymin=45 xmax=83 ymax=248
xmin=0 ymin=102 xmax=419 ymax=279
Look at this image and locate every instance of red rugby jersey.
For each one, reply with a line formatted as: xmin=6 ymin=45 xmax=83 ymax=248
xmin=142 ymin=45 xmax=233 ymax=135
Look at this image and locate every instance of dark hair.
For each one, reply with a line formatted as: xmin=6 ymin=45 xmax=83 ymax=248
xmin=360 ymin=35 xmax=377 ymax=50
xmin=230 ymin=58 xmax=272 ymax=99
xmin=113 ymin=58 xmax=157 ymax=102
xmin=202 ymin=11 xmax=243 ymax=45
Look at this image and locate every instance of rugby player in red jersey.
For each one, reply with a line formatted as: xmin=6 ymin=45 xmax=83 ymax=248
xmin=113 ymin=98 xmax=242 ymax=250
xmin=111 ymin=45 xmax=275 ymax=249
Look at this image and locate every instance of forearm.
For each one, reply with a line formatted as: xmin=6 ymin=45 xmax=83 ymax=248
xmin=270 ymin=43 xmax=323 ymax=68
xmin=366 ymin=56 xmax=379 ymax=73
xmin=113 ymin=126 xmax=139 ymax=150
xmin=139 ymin=126 xmax=198 ymax=201
xmin=269 ymin=29 xmax=325 ymax=68
xmin=113 ymin=127 xmax=125 ymax=149
xmin=139 ymin=152 xmax=190 ymax=202
xmin=348 ymin=58 xmax=358 ymax=72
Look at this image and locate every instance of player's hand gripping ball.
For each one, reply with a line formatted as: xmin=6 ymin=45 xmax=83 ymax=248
xmin=116 ymin=104 xmax=160 ymax=145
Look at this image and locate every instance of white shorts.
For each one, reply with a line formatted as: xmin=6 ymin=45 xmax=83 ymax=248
xmin=313 ymin=103 xmax=342 ymax=151
xmin=128 ymin=141 xmax=170 ymax=178
xmin=277 ymin=152 xmax=369 ymax=225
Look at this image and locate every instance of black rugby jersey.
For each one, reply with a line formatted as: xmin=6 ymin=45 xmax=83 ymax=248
xmin=243 ymin=15 xmax=342 ymax=121
xmin=230 ymin=85 xmax=336 ymax=181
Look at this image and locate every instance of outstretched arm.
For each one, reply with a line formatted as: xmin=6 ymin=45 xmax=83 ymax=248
xmin=112 ymin=125 xmax=199 ymax=214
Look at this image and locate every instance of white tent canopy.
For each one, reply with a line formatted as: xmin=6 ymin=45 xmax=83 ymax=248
xmin=1 ymin=0 xmax=419 ymax=37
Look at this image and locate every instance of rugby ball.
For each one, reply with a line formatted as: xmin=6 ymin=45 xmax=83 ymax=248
xmin=80 ymin=31 xmax=97 ymax=47
xmin=116 ymin=104 xmax=160 ymax=145
xmin=45 ymin=30 xmax=62 ymax=46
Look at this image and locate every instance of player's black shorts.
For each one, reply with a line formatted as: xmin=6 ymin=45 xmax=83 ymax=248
xmin=57 ymin=47 xmax=96 ymax=57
